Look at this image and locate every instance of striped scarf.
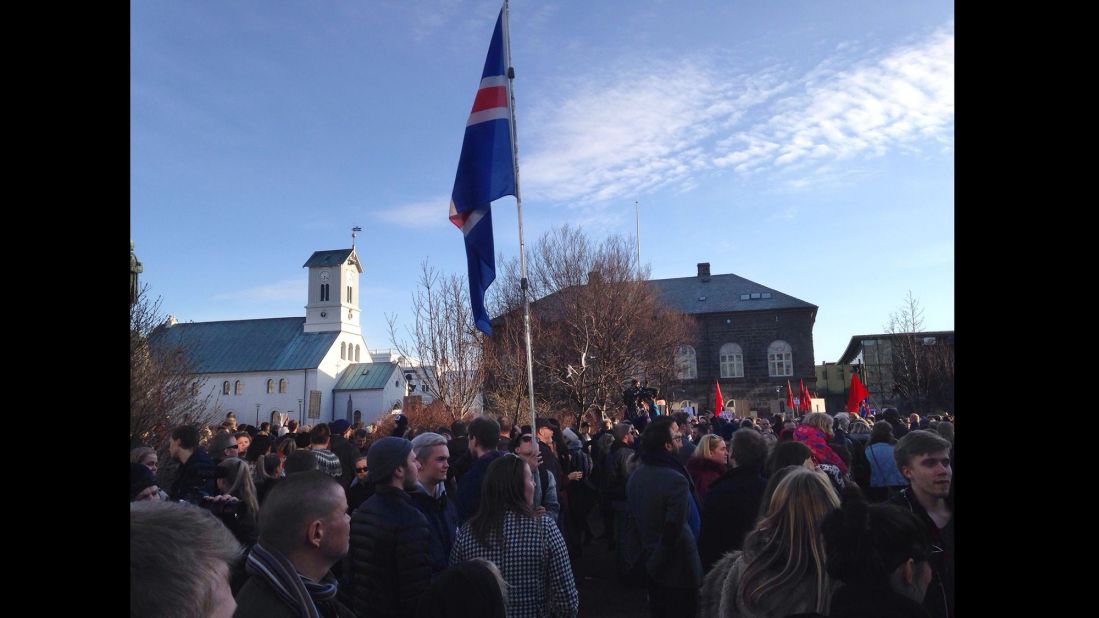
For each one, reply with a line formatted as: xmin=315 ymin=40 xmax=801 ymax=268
xmin=245 ymin=542 xmax=339 ymax=618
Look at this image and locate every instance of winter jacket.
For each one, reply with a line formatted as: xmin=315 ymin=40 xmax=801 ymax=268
xmin=698 ymin=465 xmax=767 ymax=571
xmin=864 ymin=442 xmax=907 ymax=488
xmin=625 ymin=452 xmax=703 ymax=590
xmin=699 ymin=550 xmax=837 ymax=618
xmin=349 ymin=485 xmax=432 ymax=618
xmin=828 ymin=585 xmax=931 ymax=618
xmin=169 ymin=448 xmax=217 ymax=504
xmin=889 ymin=489 xmax=953 ymax=618
xmin=408 ymin=482 xmax=459 ymax=574
xmin=329 ymin=436 xmax=361 ymax=490
xmin=451 ymin=511 xmax=578 ymax=618
xmin=234 ymin=572 xmax=355 ymax=618
xmin=455 ymin=450 xmax=504 ymax=522
xmin=686 ymin=457 xmax=726 ymax=501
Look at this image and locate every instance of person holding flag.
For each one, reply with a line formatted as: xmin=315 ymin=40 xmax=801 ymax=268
xmin=846 ymin=371 xmax=870 ymax=417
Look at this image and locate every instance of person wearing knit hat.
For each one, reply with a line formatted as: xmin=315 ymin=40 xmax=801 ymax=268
xmin=349 ymin=437 xmax=432 ymax=617
xmin=131 ymin=462 xmax=162 ymax=502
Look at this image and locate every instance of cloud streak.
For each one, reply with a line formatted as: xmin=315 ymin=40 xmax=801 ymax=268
xmin=521 ymin=22 xmax=953 ymax=204
xmin=371 ymin=198 xmax=451 ymax=228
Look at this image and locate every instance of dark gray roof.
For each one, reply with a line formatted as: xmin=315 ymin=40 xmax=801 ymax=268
xmin=148 ymin=317 xmax=340 ymax=373
xmin=647 ymin=273 xmax=816 ymax=315
xmin=302 ymin=249 xmax=363 ymax=272
xmin=838 ymin=331 xmax=955 ymax=364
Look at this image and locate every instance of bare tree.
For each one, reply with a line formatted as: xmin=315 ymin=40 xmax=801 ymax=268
xmin=486 ymin=224 xmax=694 ymax=427
xmin=131 ymin=285 xmax=217 ymax=450
xmin=884 ymin=291 xmax=954 ymax=413
xmin=386 ymin=260 xmax=485 ymax=422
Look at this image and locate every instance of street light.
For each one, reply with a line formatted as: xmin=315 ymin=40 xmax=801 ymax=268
xmin=255 ymin=403 xmax=261 ymax=426
xmin=298 ymin=398 xmax=303 ymax=424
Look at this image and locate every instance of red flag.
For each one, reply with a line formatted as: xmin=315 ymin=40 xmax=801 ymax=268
xmin=846 ymin=372 xmax=870 ymax=414
xmin=786 ymin=380 xmax=795 ymax=412
xmin=799 ymin=378 xmax=812 ymax=412
xmin=714 ymin=380 xmax=725 ymax=415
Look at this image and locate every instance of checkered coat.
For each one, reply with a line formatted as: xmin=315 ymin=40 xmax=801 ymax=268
xmin=450 ymin=511 xmax=578 ymax=618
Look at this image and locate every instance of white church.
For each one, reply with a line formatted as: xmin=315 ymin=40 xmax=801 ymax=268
xmin=150 ymin=247 xmax=409 ymax=428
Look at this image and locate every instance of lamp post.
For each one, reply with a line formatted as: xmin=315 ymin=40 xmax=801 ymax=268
xmin=775 ymin=385 xmax=782 ymax=417
xmin=255 ymin=403 xmax=260 ymax=426
xmin=298 ymin=399 xmax=303 ymax=424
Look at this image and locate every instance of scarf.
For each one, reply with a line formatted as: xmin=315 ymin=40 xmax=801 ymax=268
xmin=793 ymin=425 xmax=848 ymax=475
xmin=246 ymin=542 xmax=339 ymax=618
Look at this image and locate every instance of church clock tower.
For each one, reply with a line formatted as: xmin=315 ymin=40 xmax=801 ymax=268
xmin=302 ymin=248 xmax=362 ymax=335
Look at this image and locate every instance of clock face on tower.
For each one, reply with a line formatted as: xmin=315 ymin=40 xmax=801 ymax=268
xmin=320 ymin=270 xmax=330 ymax=282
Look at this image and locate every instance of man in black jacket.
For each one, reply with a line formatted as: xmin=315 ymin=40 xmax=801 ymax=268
xmin=167 ymin=424 xmax=216 ymax=504
xmin=698 ymin=428 xmax=768 ymax=571
xmin=234 ymin=471 xmax=354 ymax=618
xmin=890 ymin=430 xmax=954 ymax=618
xmin=349 ymin=437 xmax=431 ymax=618
xmin=408 ymin=432 xmax=458 ymax=574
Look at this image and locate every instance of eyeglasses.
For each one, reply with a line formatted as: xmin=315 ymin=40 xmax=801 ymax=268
xmin=355 ymin=467 xmax=369 ymax=473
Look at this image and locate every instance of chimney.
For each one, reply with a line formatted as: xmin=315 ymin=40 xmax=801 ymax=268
xmin=697 ymin=262 xmax=711 ymax=281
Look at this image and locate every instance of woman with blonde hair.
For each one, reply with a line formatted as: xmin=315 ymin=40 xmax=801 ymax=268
xmin=700 ymin=467 xmax=841 ymax=618
xmin=205 ymin=457 xmax=260 ymax=547
xmin=687 ymin=434 xmax=728 ymax=500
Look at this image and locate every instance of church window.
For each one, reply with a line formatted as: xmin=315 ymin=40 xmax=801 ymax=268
xmin=235 ymin=380 xmax=243 ymax=395
xmin=222 ymin=381 xmax=230 ymax=395
xmin=768 ymin=341 xmax=793 ymax=377
xmin=320 ymin=283 xmax=330 ymax=302
xmin=279 ymin=378 xmax=287 ymax=394
xmin=341 ymin=342 xmax=346 ymax=360
xmin=355 ymin=345 xmax=360 ymax=362
xmin=347 ymin=285 xmax=352 ymax=303
xmin=266 ymin=379 xmax=274 ymax=394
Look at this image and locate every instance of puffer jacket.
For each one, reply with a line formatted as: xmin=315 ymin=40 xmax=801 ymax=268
xmin=349 ymin=485 xmax=432 ymax=618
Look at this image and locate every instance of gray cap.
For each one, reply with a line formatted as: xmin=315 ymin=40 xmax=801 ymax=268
xmin=365 ymin=437 xmax=413 ymax=484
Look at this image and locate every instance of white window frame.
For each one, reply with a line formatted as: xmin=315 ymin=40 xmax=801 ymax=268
xmin=767 ymin=340 xmax=793 ymax=377
xmin=675 ymin=345 xmax=698 ymax=380
xmin=719 ymin=343 xmax=744 ymax=378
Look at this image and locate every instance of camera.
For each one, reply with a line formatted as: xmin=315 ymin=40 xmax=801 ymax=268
xmin=200 ymin=497 xmax=242 ymax=523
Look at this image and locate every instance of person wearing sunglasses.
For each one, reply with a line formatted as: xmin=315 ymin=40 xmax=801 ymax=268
xmin=347 ymin=455 xmax=372 ymax=514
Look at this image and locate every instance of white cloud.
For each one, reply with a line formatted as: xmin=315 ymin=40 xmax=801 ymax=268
xmin=520 ymin=22 xmax=953 ymax=204
xmin=371 ymin=198 xmax=451 ymax=228
xmin=212 ymin=278 xmax=303 ymax=302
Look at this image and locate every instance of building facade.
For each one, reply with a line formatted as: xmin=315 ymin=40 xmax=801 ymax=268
xmin=837 ymin=331 xmax=955 ymax=414
xmin=149 ymin=247 xmax=403 ymax=428
xmin=655 ymin=263 xmax=818 ymax=418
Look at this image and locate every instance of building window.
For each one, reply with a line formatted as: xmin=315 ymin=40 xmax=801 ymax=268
xmin=341 ymin=342 xmax=346 ymax=360
xmin=321 ymin=283 xmax=330 ymax=302
xmin=347 ymin=285 xmax=352 ymax=303
xmin=266 ymin=379 xmax=274 ymax=394
xmin=235 ymin=380 xmax=243 ymax=395
xmin=279 ymin=378 xmax=287 ymax=394
xmin=675 ymin=345 xmax=697 ymax=380
xmin=355 ymin=344 xmax=360 ymax=362
xmin=719 ymin=343 xmax=744 ymax=378
xmin=768 ymin=340 xmax=793 ymax=377
xmin=222 ymin=381 xmax=230 ymax=395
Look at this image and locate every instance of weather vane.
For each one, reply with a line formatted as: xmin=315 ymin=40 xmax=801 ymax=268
xmin=352 ymin=226 xmax=362 ymax=248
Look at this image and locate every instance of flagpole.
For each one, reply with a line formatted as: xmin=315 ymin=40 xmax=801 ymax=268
xmin=501 ymin=0 xmax=538 ymax=431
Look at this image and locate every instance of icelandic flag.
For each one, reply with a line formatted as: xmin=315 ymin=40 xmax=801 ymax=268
xmin=449 ymin=7 xmax=516 ymax=335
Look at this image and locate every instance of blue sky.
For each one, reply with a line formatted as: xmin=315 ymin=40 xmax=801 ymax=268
xmin=131 ymin=0 xmax=954 ymax=363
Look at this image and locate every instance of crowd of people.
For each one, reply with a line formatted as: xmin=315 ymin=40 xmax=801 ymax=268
xmin=131 ymin=401 xmax=953 ymax=618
